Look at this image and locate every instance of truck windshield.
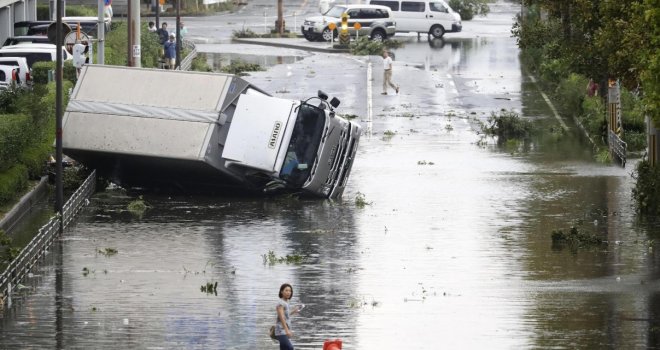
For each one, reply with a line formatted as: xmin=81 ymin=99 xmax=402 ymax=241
xmin=279 ymin=103 xmax=326 ymax=187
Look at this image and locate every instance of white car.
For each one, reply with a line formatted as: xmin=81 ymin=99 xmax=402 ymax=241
xmin=0 ymin=64 xmax=27 ymax=89
xmin=0 ymin=43 xmax=72 ymax=69
xmin=301 ymin=4 xmax=396 ymax=42
xmin=0 ymin=56 xmax=31 ymax=85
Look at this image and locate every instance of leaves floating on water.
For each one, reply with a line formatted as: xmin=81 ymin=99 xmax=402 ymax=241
xmin=201 ymin=281 xmax=218 ymax=295
xmin=98 ymin=248 xmax=118 ymax=256
xmin=127 ymin=196 xmax=148 ymax=217
xmin=551 ymin=226 xmax=606 ymax=250
xmin=262 ymin=250 xmax=304 ymax=266
xmin=355 ymin=192 xmax=372 ymax=208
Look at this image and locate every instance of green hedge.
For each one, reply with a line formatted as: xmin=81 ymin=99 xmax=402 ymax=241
xmin=32 ymin=61 xmax=78 ymax=85
xmin=0 ymin=114 xmax=32 ymax=172
xmin=0 ymin=165 xmax=28 ymax=203
xmin=37 ymin=4 xmax=97 ymax=20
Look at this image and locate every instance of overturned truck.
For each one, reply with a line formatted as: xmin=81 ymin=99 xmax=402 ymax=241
xmin=62 ymin=65 xmax=361 ymax=199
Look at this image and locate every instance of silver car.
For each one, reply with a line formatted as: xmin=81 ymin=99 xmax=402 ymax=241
xmin=301 ymin=4 xmax=396 ymax=42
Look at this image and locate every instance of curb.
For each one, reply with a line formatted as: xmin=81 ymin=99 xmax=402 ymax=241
xmin=0 ymin=176 xmax=49 ymax=234
xmin=232 ymin=38 xmax=350 ymax=54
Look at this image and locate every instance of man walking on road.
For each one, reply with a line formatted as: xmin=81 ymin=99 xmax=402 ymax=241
xmin=381 ymin=50 xmax=399 ymax=95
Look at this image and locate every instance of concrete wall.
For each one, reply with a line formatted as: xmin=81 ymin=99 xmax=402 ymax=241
xmin=0 ymin=0 xmax=37 ymax=46
xmin=0 ymin=177 xmax=49 ymax=234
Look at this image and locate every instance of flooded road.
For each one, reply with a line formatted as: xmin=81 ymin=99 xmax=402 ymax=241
xmin=3 ymin=1 xmax=660 ymax=349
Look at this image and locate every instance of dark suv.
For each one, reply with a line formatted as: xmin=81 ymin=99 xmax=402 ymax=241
xmin=301 ymin=4 xmax=396 ymax=42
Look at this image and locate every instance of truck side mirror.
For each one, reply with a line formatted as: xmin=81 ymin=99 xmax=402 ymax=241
xmin=330 ymin=97 xmax=340 ymax=108
xmin=318 ymin=90 xmax=328 ymax=100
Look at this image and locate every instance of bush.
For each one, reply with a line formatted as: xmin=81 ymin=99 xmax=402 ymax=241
xmin=555 ymin=73 xmax=588 ymax=119
xmin=31 ymin=61 xmax=54 ymax=85
xmin=349 ymin=37 xmax=403 ymax=56
xmin=579 ymin=95 xmax=606 ymax=141
xmin=620 ymin=88 xmax=645 ymax=130
xmin=37 ymin=4 xmax=96 ymax=20
xmin=481 ymin=110 xmax=533 ymax=144
xmin=0 ymin=114 xmax=31 ymax=171
xmin=103 ymin=21 xmax=161 ymax=68
xmin=220 ymin=60 xmax=263 ymax=75
xmin=191 ymin=53 xmax=212 ymax=72
xmin=0 ymin=86 xmax=29 ymax=114
xmin=0 ymin=165 xmax=28 ymax=203
xmin=448 ymin=0 xmax=489 ymax=21
xmin=233 ymin=28 xmax=259 ymax=38
xmin=632 ymin=160 xmax=660 ymax=216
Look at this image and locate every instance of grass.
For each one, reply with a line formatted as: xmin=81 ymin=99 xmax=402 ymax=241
xmin=201 ymin=281 xmax=218 ymax=295
xmin=355 ymin=192 xmax=372 ymax=208
xmin=551 ymin=225 xmax=606 ymax=251
xmin=262 ymin=250 xmax=305 ymax=265
xmin=127 ymin=196 xmax=148 ymax=217
xmin=97 ymin=247 xmax=118 ymax=256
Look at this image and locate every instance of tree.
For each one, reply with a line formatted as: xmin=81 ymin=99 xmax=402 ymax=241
xmin=276 ymin=0 xmax=284 ymax=35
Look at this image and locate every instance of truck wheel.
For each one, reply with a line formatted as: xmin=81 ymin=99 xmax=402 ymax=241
xmin=429 ymin=25 xmax=445 ymax=38
xmin=321 ymin=27 xmax=337 ymax=41
xmin=370 ymin=29 xmax=386 ymax=42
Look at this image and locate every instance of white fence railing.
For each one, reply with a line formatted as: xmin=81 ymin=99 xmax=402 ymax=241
xmin=0 ymin=170 xmax=96 ymax=307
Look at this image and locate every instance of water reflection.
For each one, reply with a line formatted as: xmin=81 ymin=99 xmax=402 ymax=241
xmin=1 ymin=192 xmax=359 ymax=349
xmin=203 ymin=52 xmax=304 ymax=72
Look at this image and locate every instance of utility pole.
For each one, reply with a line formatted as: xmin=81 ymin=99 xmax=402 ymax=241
xmin=277 ymin=0 xmax=284 ymax=35
xmin=55 ymin=0 xmax=64 ymax=233
xmin=176 ymin=0 xmax=180 ymax=69
xmin=97 ymin=0 xmax=105 ymax=64
xmin=127 ymin=0 xmax=141 ymax=67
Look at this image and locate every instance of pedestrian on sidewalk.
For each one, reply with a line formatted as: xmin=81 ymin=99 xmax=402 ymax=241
xmin=381 ymin=50 xmax=399 ymax=95
xmin=274 ymin=283 xmax=303 ymax=350
xmin=157 ymin=22 xmax=169 ymax=45
xmin=164 ymin=33 xmax=176 ymax=69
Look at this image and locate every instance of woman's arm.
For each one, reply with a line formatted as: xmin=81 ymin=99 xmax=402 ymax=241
xmin=277 ymin=305 xmax=292 ymax=337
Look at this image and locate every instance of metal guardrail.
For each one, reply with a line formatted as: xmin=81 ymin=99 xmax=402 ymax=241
xmin=608 ymin=130 xmax=627 ymax=167
xmin=0 ymin=170 xmax=96 ymax=307
xmin=178 ymin=39 xmax=197 ymax=71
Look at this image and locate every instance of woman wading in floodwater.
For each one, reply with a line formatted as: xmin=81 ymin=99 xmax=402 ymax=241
xmin=275 ymin=283 xmax=302 ymax=350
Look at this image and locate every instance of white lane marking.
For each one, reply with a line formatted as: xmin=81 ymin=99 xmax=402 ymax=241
xmin=367 ymin=58 xmax=373 ymax=137
xmin=528 ymin=74 xmax=569 ymax=131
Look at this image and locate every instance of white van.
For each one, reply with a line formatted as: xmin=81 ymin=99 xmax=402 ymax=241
xmin=368 ymin=0 xmax=461 ymax=38
xmin=0 ymin=44 xmax=72 ymax=69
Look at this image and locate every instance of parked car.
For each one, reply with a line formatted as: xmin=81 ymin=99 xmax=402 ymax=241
xmin=0 ymin=43 xmax=72 ymax=68
xmin=0 ymin=65 xmax=20 ymax=90
xmin=0 ymin=57 xmax=31 ymax=84
xmin=15 ymin=17 xmax=111 ymax=37
xmin=2 ymin=36 xmax=50 ymax=48
xmin=368 ymin=0 xmax=461 ymax=38
xmin=301 ymin=4 xmax=396 ymax=42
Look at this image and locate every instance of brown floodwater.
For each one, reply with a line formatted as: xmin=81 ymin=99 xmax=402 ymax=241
xmin=2 ymin=1 xmax=660 ymax=349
